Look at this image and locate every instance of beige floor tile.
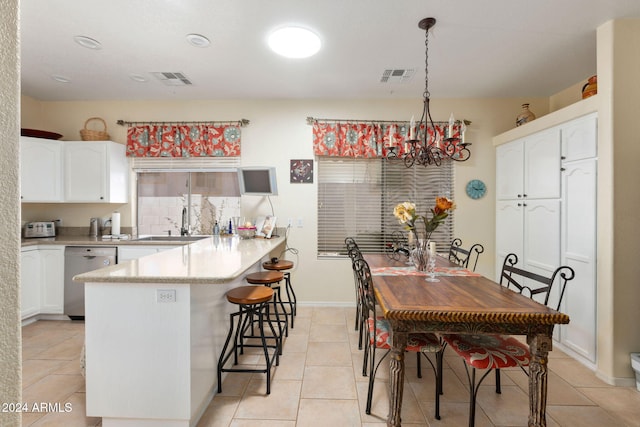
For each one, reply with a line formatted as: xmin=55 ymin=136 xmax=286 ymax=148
xmin=301 ymin=366 xmax=357 ymax=399
xmin=197 ymin=395 xmax=240 ymax=427
xmin=550 ymin=358 xmax=611 ymax=387
xmin=234 ymin=379 xmax=301 ymax=420
xmin=579 ymin=386 xmax=640 ymax=426
xmin=305 ymin=341 xmax=352 ymax=366
xmin=22 ymin=359 xmax=69 ymax=389
xmin=296 ymin=398 xmax=361 ymax=427
xmin=281 ymin=332 xmax=308 ymax=353
xmin=230 ymin=420 xmax=296 ymax=427
xmin=308 ymin=322 xmax=349 ymax=342
xmin=475 ymin=384 xmax=532 ymax=426
xmin=357 ymin=378 xmax=427 ymax=425
xmin=22 ymin=374 xmax=85 ymax=406
xmin=548 ymin=405 xmax=627 ymax=427
xmin=272 ymin=351 xmax=306 ymax=380
xmin=506 ymin=369 xmax=597 ymax=406
xmin=311 ymin=307 xmax=347 ymax=325
xmin=29 ymin=392 xmax=100 ymax=427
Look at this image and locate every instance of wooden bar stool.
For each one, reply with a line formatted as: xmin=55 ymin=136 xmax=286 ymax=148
xmin=262 ymin=259 xmax=296 ymax=328
xmin=217 ymin=285 xmax=280 ymax=395
xmin=245 ymin=270 xmax=289 ymax=338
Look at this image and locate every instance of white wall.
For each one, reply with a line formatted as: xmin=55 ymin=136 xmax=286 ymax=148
xmin=21 ymin=97 xmax=546 ymax=305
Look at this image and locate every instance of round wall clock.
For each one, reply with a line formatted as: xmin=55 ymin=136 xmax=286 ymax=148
xmin=465 ymin=179 xmax=487 ymax=199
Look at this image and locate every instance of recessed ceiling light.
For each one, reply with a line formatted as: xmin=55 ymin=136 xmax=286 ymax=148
xmin=74 ymin=35 xmax=102 ymax=50
xmin=268 ymin=26 xmax=321 ymax=58
xmin=186 ymin=33 xmax=210 ymax=48
xmin=51 ymin=74 xmax=71 ymax=83
xmin=129 ymin=74 xmax=148 ymax=82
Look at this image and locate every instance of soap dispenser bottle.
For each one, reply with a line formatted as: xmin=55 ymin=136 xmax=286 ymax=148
xmin=213 ymin=221 xmax=220 ymax=235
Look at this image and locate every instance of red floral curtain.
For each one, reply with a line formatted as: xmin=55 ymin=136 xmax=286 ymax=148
xmin=312 ymin=120 xmax=463 ymax=159
xmin=126 ymin=124 xmax=241 ymax=157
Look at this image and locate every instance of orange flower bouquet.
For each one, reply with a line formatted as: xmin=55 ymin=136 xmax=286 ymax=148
xmin=393 ymin=197 xmax=455 ymax=271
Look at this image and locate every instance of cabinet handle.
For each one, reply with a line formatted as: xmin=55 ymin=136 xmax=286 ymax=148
xmin=523 ymin=194 xmax=527 ymax=198
xmin=100 ymin=196 xmax=104 ymax=200
xmin=561 ymin=167 xmax=566 ymax=171
xmin=517 ymin=194 xmax=522 ymax=198
xmin=517 ymin=203 xmax=522 ymax=207
xmin=561 ymin=156 xmax=566 ymax=160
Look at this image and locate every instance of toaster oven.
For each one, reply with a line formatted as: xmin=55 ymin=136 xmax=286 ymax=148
xmin=24 ymin=221 xmax=56 ymax=238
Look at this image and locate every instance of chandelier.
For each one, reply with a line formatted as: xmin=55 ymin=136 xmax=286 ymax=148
xmin=389 ymin=17 xmax=471 ymax=167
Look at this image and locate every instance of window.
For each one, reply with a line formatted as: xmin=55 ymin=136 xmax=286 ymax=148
xmin=137 ymin=171 xmax=242 ymax=235
xmin=317 ymin=157 xmax=454 ymax=256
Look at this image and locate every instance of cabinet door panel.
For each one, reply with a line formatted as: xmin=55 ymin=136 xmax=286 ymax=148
xmin=40 ymin=248 xmax=65 ymax=314
xmin=561 ymin=113 xmax=597 ymax=162
xmin=495 ymin=201 xmax=523 ymax=280
xmin=64 ymin=143 xmax=107 ymax=202
xmin=560 ymin=159 xmax=597 ymax=362
xmin=523 ymin=199 xmax=560 ymax=306
xmin=20 ymin=137 xmax=63 ymax=202
xmin=496 ymin=140 xmax=524 ymax=200
xmin=21 ymin=249 xmax=41 ymax=319
xmin=524 ymin=128 xmax=561 ymax=199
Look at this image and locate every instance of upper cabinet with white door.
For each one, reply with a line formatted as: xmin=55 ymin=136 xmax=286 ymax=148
xmin=496 ymin=127 xmax=561 ymax=201
xmin=20 ymin=137 xmax=64 ymax=202
xmin=64 ymin=141 xmax=128 ymax=203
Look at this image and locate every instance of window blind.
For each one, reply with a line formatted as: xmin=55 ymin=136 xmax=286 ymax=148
xmin=317 ymin=157 xmax=454 ymax=256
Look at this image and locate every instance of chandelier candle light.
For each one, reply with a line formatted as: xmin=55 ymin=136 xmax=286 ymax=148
xmin=395 ymin=17 xmax=471 ymax=168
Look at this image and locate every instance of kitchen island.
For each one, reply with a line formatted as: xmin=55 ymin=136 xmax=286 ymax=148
xmin=73 ymin=235 xmax=286 ymax=427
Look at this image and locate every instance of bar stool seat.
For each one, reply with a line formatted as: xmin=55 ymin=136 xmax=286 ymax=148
xmin=217 ymin=285 xmax=280 ymax=395
xmin=262 ymin=259 xmax=297 ymax=327
xmin=246 ymin=271 xmax=289 ymax=338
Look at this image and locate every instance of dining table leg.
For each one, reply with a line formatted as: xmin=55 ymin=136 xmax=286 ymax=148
xmin=527 ymin=332 xmax=552 ymax=427
xmin=387 ymin=329 xmax=408 ymax=427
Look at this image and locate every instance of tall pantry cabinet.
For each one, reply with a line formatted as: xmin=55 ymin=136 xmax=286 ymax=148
xmin=495 ymin=111 xmax=597 ymax=365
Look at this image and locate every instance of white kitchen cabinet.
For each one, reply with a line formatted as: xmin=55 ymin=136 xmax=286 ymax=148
xmin=39 ymin=246 xmax=65 ymax=314
xmin=64 ymin=141 xmax=128 ymax=203
xmin=117 ymin=245 xmax=175 ymax=262
xmin=495 ymin=112 xmax=598 ymax=366
xmin=558 ymin=114 xmax=598 ymax=364
xmin=20 ymin=245 xmax=65 ymax=320
xmin=21 ymin=247 xmax=41 ymax=319
xmin=496 ymin=127 xmax=561 ymax=201
xmin=20 ymin=137 xmax=63 ymax=202
xmin=495 ymin=128 xmax=562 ymax=279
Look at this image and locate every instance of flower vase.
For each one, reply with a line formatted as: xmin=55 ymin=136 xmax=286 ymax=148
xmin=411 ymin=232 xmax=429 ymax=272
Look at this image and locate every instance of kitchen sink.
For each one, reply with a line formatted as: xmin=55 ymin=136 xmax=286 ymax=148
xmin=133 ymin=235 xmax=210 ymax=242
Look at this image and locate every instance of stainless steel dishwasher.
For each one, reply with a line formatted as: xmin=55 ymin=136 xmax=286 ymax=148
xmin=64 ymin=246 xmax=117 ymax=320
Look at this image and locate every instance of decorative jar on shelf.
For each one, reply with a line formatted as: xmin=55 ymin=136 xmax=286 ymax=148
xmin=582 ymin=75 xmax=597 ymax=99
xmin=516 ymin=103 xmax=536 ymax=127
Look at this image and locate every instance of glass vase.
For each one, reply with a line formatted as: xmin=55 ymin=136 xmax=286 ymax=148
xmin=425 ymin=250 xmax=439 ymax=282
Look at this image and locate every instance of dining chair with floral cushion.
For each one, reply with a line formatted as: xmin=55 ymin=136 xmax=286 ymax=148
xmin=355 ymin=257 xmax=444 ymax=419
xmin=447 ymin=238 xmax=484 ymax=271
xmin=345 ymin=237 xmax=366 ymax=349
xmin=443 ymin=253 xmax=575 ymax=427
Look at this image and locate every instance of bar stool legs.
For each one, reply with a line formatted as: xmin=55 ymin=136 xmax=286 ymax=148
xmin=262 ymin=259 xmax=296 ymax=328
xmin=246 ymin=271 xmax=289 ymax=340
xmin=217 ymin=286 xmax=280 ymax=395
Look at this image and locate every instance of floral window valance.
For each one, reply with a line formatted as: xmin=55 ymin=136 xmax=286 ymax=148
xmin=121 ymin=119 xmax=249 ymax=158
xmin=310 ymin=118 xmax=463 ymax=159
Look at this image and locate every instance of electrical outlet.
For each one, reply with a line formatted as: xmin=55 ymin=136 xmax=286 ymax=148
xmin=157 ymin=289 xmax=176 ymax=303
xmin=297 ymin=217 xmax=304 ymax=228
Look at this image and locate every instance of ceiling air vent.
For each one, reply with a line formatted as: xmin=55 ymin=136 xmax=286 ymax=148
xmin=380 ymin=69 xmax=415 ymax=83
xmin=152 ymin=72 xmax=193 ymax=86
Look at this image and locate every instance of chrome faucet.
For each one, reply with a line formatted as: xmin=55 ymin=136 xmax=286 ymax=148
xmin=180 ymin=207 xmax=189 ymax=236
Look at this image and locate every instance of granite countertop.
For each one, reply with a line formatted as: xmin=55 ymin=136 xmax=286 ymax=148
xmin=21 ymin=235 xmax=210 ymax=247
xmin=72 ymin=235 xmax=286 ymax=285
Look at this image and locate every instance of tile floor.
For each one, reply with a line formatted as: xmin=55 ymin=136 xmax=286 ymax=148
xmin=21 ymin=306 xmax=640 ymax=426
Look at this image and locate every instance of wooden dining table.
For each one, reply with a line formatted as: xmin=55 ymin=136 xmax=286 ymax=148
xmin=363 ymin=253 xmax=570 ymax=427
